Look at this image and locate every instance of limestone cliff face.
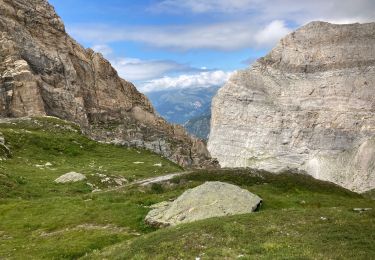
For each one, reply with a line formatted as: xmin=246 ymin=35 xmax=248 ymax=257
xmin=0 ymin=0 xmax=217 ymax=168
xmin=208 ymin=22 xmax=375 ymax=192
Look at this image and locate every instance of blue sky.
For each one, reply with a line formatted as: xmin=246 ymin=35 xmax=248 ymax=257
xmin=49 ymin=0 xmax=374 ymax=92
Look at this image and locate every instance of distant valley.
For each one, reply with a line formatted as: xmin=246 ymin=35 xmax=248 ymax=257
xmin=146 ymin=86 xmax=219 ymax=140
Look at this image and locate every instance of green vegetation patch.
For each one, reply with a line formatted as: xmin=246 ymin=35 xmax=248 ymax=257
xmin=87 ymin=170 xmax=375 ymax=259
xmin=0 ymin=117 xmax=182 ymax=259
xmin=0 ymin=117 xmax=374 ymax=259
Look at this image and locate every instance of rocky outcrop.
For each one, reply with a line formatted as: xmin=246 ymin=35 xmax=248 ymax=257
xmin=0 ymin=0 xmax=217 ymax=168
xmin=0 ymin=131 xmax=11 ymax=158
xmin=145 ymin=181 xmax=262 ymax=227
xmin=208 ymin=22 xmax=375 ymax=192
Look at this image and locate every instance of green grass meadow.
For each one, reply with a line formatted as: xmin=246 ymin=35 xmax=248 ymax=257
xmin=0 ymin=117 xmax=374 ymax=259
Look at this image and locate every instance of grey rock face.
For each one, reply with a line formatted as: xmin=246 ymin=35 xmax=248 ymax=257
xmin=0 ymin=0 xmax=216 ymax=168
xmin=0 ymin=131 xmax=11 ymax=158
xmin=145 ymin=181 xmax=262 ymax=227
xmin=208 ymin=22 xmax=375 ymax=193
xmin=54 ymin=172 xmax=86 ymax=183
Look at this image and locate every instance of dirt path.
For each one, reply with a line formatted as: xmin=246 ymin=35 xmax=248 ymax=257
xmin=94 ymin=171 xmax=191 ymax=195
xmin=135 ymin=171 xmax=191 ymax=186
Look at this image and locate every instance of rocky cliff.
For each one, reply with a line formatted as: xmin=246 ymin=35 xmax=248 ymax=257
xmin=0 ymin=0 xmax=217 ymax=168
xmin=208 ymin=22 xmax=375 ymax=192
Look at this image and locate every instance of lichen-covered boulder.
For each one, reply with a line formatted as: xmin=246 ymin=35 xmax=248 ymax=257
xmin=145 ymin=181 xmax=262 ymax=227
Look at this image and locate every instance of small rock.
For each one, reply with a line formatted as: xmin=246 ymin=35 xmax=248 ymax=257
xmin=54 ymin=172 xmax=86 ymax=183
xmin=153 ymin=163 xmax=163 ymax=167
xmin=45 ymin=162 xmax=52 ymax=166
xmin=353 ymin=208 xmax=372 ymax=212
xmin=101 ymin=177 xmax=111 ymax=183
xmin=320 ymin=217 xmax=327 ymax=221
xmin=133 ymin=161 xmax=144 ymax=164
xmin=114 ymin=177 xmax=128 ymax=186
xmin=0 ymin=133 xmax=12 ymax=158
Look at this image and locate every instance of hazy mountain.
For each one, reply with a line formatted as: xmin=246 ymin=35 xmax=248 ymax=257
xmin=146 ymin=86 xmax=218 ymax=124
xmin=184 ymin=109 xmax=211 ymax=140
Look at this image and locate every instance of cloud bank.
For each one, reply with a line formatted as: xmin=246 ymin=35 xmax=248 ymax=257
xmin=71 ymin=20 xmax=291 ymax=51
xmin=76 ymin=0 xmax=374 ymax=92
xmin=153 ymin=0 xmax=374 ymax=24
xmin=71 ymin=0 xmax=374 ymax=52
xmin=140 ymin=71 xmax=233 ymax=92
xmin=111 ymin=58 xmax=200 ymax=81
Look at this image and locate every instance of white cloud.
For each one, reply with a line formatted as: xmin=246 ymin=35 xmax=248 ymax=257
xmin=140 ymin=70 xmax=233 ymax=92
xmin=152 ymin=0 xmax=258 ymax=14
xmin=255 ymin=20 xmax=292 ymax=47
xmin=259 ymin=0 xmax=374 ymax=25
xmin=153 ymin=0 xmax=375 ymax=25
xmin=70 ymin=20 xmax=291 ymax=51
xmin=111 ymin=57 xmax=197 ymax=81
xmin=89 ymin=44 xmax=202 ymax=81
xmin=91 ymin=44 xmax=113 ymax=57
xmin=68 ymin=0 xmax=374 ymax=52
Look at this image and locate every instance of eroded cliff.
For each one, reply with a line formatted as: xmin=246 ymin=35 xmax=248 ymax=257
xmin=0 ymin=0 xmax=217 ymax=168
xmin=208 ymin=22 xmax=375 ymax=192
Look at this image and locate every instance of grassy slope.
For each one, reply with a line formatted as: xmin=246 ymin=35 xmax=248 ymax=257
xmin=87 ymin=170 xmax=375 ymax=259
xmin=0 ymin=117 xmax=374 ymax=259
xmin=0 ymin=117 xmax=182 ymax=259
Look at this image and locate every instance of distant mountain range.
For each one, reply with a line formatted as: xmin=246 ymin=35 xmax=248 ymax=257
xmin=146 ymin=86 xmax=219 ymax=139
xmin=184 ymin=109 xmax=211 ymax=140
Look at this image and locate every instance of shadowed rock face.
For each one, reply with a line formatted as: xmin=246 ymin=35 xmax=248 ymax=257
xmin=208 ymin=22 xmax=375 ymax=192
xmin=0 ymin=0 xmax=218 ymax=168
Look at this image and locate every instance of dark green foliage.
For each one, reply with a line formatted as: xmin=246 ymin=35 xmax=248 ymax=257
xmin=150 ymin=183 xmax=165 ymax=194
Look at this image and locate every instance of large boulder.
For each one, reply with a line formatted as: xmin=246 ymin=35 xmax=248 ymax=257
xmin=208 ymin=22 xmax=375 ymax=193
xmin=145 ymin=181 xmax=262 ymax=227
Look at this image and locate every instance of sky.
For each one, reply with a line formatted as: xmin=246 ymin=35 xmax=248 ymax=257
xmin=49 ymin=0 xmax=374 ymax=93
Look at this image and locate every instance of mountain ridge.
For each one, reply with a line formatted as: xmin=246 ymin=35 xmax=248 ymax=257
xmin=0 ymin=0 xmax=218 ymax=168
xmin=208 ymin=21 xmax=375 ymax=192
xmin=146 ymin=86 xmax=218 ymax=139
